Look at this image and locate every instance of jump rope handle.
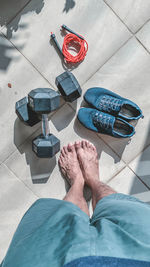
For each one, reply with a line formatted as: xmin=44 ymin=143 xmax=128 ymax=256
xmin=61 ymin=24 xmax=84 ymax=40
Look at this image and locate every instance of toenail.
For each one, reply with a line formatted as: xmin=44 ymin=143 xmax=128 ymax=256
xmin=75 ymin=141 xmax=80 ymax=145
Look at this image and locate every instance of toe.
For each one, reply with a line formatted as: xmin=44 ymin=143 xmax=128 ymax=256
xmin=59 ymin=155 xmax=63 ymax=162
xmin=88 ymin=141 xmax=97 ymax=152
xmin=88 ymin=141 xmax=94 ymax=149
xmin=60 ymin=148 xmax=66 ymax=157
xmin=63 ymin=146 xmax=68 ymax=154
xmin=86 ymin=141 xmax=91 ymax=148
xmin=92 ymin=144 xmax=97 ymax=151
xmin=67 ymin=143 xmax=74 ymax=152
xmin=81 ymin=140 xmax=87 ymax=149
xmin=75 ymin=141 xmax=81 ymax=150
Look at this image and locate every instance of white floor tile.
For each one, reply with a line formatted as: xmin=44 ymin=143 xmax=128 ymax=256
xmin=5 ymin=104 xmax=125 ymax=198
xmin=0 ymin=163 xmax=37 ymax=262
xmin=105 ymin=0 xmax=150 ymax=33
xmin=129 ymin=145 xmax=150 ymax=188
xmin=0 ymin=33 xmax=57 ymax=162
xmin=132 ymin=191 xmax=150 ymax=204
xmin=108 ymin=166 xmax=149 ymax=196
xmin=2 ymin=0 xmax=131 ymax=87
xmin=136 ymin=20 xmax=150 ymax=52
xmin=75 ymin=38 xmax=150 ymax=164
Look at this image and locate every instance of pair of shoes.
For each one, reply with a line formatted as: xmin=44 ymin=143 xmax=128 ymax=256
xmin=78 ymin=87 xmax=143 ymax=138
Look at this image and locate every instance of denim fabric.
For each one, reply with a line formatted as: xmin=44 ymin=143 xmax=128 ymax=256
xmin=62 ymin=256 xmax=150 ymax=267
xmin=1 ymin=194 xmax=150 ymax=267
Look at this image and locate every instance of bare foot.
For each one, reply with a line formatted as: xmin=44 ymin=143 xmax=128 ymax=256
xmin=58 ymin=143 xmax=84 ymax=186
xmin=75 ymin=140 xmax=99 ymax=187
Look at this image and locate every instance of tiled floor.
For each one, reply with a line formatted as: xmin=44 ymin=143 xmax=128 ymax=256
xmin=0 ymin=0 xmax=150 ymax=262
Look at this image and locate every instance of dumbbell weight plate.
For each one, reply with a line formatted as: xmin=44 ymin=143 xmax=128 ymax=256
xmin=28 ymin=88 xmax=60 ymax=113
xmin=56 ymin=71 xmax=82 ymax=102
xmin=15 ymin=97 xmax=40 ymax=126
xmin=32 ymin=134 xmax=60 ymax=158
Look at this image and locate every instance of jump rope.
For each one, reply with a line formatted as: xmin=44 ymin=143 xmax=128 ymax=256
xmin=51 ymin=24 xmax=88 ymax=64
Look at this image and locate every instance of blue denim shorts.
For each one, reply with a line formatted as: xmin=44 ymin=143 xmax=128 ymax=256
xmin=1 ymin=193 xmax=150 ymax=267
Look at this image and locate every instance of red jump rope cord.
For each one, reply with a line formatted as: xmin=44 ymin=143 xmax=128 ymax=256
xmin=62 ymin=33 xmax=88 ymax=64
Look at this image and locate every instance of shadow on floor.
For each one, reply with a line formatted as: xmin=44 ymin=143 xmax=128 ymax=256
xmin=63 ymin=0 xmax=76 ymax=13
xmin=50 ymin=104 xmax=76 ymax=132
xmin=129 ymin=121 xmax=150 ymax=199
xmin=0 ymin=0 xmax=44 ymax=71
xmin=14 ymin=117 xmax=56 ymax=184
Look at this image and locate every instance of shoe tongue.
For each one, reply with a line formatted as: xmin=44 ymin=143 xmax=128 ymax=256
xmin=97 ymin=95 xmax=123 ymax=114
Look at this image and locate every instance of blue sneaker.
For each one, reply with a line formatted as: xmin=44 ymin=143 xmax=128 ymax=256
xmin=78 ymin=108 xmax=135 ymax=138
xmin=84 ymin=87 xmax=143 ymax=121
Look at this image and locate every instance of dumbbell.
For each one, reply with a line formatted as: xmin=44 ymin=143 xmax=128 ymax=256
xmin=32 ymin=114 xmax=60 ymax=158
xmin=16 ymin=88 xmax=60 ymax=126
xmin=16 ymin=88 xmax=60 ymax=158
xmin=56 ymin=71 xmax=82 ymax=102
xmin=28 ymin=88 xmax=60 ymax=158
xmin=16 ymin=71 xmax=81 ymax=126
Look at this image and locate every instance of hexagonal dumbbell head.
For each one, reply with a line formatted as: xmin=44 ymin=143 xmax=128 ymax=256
xmin=28 ymin=88 xmax=60 ymax=113
xmin=15 ymin=97 xmax=40 ymax=126
xmin=32 ymin=134 xmax=60 ymax=158
xmin=55 ymin=71 xmax=82 ymax=102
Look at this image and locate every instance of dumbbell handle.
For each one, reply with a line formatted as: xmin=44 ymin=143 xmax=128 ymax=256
xmin=42 ymin=114 xmax=50 ymax=139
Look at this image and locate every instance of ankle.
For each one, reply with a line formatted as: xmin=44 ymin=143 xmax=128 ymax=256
xmin=71 ymin=178 xmax=84 ymax=189
xmin=88 ymin=178 xmax=100 ymax=190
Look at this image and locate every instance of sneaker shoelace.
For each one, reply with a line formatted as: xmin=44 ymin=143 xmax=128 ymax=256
xmin=98 ymin=95 xmax=122 ymax=113
xmin=92 ymin=111 xmax=112 ymax=130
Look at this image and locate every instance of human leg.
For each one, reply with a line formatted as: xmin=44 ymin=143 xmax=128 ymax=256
xmin=75 ymin=140 xmax=116 ymax=210
xmin=58 ymin=143 xmax=90 ymax=216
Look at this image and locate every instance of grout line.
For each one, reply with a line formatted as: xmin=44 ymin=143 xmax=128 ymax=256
xmin=103 ymin=0 xmax=133 ymax=34
xmin=107 ymin=164 xmax=150 ymax=192
xmin=127 ymin=142 xmax=150 ymax=166
xmin=96 ymin=133 xmax=127 ymax=164
xmin=96 ymin=133 xmax=150 ymax=168
xmin=3 ymin=162 xmax=41 ymax=199
xmin=134 ymin=18 xmax=150 ymax=34
xmin=81 ymin=35 xmax=133 ymax=87
xmin=103 ymin=0 xmax=150 ymax=56
xmin=95 ymin=134 xmax=150 ymax=189
xmin=103 ymin=0 xmax=150 ymax=36
xmin=135 ymin=36 xmax=150 ymax=55
xmin=106 ymin=165 xmax=127 ymax=184
xmin=2 ymin=127 xmax=40 ymax=164
xmin=127 ymin=165 xmax=150 ymax=190
xmin=1 ymin=31 xmax=55 ymax=90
